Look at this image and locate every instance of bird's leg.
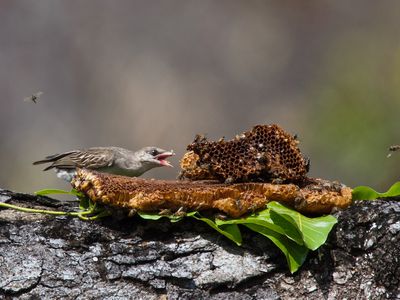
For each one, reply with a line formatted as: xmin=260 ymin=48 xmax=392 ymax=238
xmin=214 ymin=212 xmax=229 ymax=220
xmin=158 ymin=207 xmax=186 ymax=217
xmin=158 ymin=208 xmax=172 ymax=216
xmin=128 ymin=209 xmax=137 ymax=217
xmin=173 ymin=206 xmax=186 ymax=217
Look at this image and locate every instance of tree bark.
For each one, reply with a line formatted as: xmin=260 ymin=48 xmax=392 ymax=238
xmin=0 ymin=188 xmax=399 ymax=299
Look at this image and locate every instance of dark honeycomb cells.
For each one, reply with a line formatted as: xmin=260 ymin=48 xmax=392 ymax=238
xmin=185 ymin=124 xmax=309 ymax=183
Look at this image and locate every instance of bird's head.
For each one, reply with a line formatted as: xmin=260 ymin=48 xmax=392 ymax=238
xmin=136 ymin=147 xmax=175 ymax=169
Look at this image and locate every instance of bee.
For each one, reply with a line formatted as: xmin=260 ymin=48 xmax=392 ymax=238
xmin=387 ymin=145 xmax=400 ymax=158
xmin=24 ymin=91 xmax=43 ymax=104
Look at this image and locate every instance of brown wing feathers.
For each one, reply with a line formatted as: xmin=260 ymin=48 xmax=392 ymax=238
xmin=33 ymin=149 xmax=114 ymax=171
xmin=33 ymin=151 xmax=79 ymax=170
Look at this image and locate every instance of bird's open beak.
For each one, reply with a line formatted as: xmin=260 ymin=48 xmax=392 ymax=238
xmin=155 ymin=151 xmax=175 ymax=167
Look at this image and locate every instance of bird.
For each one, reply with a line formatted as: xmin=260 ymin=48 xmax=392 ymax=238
xmin=33 ymin=146 xmax=175 ymax=181
xmin=387 ymin=145 xmax=400 ymax=158
xmin=24 ymin=91 xmax=43 ymax=104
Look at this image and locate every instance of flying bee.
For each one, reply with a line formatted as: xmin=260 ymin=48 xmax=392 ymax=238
xmin=387 ymin=145 xmax=400 ymax=158
xmin=24 ymin=91 xmax=43 ymax=104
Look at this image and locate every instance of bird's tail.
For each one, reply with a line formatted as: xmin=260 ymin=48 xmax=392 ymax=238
xmin=33 ymin=151 xmax=75 ymax=170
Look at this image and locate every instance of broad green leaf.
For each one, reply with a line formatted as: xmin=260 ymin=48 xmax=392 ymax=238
xmin=190 ymin=214 xmax=242 ymax=246
xmin=137 ymin=211 xmax=242 ymax=245
xmin=132 ymin=204 xmax=337 ymax=272
xmin=269 ymin=210 xmax=304 ymax=246
xmin=385 ymin=182 xmax=400 ymax=197
xmin=215 ymin=207 xmax=304 ymax=246
xmin=352 ymin=182 xmax=400 ymax=200
xmin=245 ymin=224 xmax=308 ymax=273
xmin=351 ymin=186 xmax=380 ymax=200
xmin=268 ymin=201 xmax=337 ymax=250
xmin=215 ymin=208 xmax=297 ymax=242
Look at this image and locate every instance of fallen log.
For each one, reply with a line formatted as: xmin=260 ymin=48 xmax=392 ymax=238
xmin=0 ymin=189 xmax=399 ymax=299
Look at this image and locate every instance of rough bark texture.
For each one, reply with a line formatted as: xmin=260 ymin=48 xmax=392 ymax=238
xmin=0 ymin=188 xmax=399 ymax=300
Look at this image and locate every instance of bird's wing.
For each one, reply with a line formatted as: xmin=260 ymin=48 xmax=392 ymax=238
xmin=33 ymin=151 xmax=79 ymax=165
xmin=36 ymin=148 xmax=115 ymax=171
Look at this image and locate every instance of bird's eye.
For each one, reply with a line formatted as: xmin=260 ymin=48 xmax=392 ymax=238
xmin=150 ymin=149 xmax=159 ymax=156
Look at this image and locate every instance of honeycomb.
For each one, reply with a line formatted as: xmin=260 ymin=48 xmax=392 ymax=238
xmin=72 ymin=169 xmax=352 ymax=217
xmin=181 ymin=124 xmax=310 ymax=183
xmin=179 ymin=151 xmax=215 ymax=180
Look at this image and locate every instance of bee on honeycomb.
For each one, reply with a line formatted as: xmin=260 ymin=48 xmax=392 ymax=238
xmin=180 ymin=124 xmax=310 ymax=184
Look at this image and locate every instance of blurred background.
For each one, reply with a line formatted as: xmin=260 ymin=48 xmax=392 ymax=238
xmin=1 ymin=1 xmax=400 ymax=193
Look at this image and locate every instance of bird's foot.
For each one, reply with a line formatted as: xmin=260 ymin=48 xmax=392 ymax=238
xmin=173 ymin=206 xmax=186 ymax=218
xmin=128 ymin=209 xmax=137 ymax=217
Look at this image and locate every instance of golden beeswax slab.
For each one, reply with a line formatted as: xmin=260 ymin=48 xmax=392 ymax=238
xmin=72 ymin=169 xmax=352 ymax=217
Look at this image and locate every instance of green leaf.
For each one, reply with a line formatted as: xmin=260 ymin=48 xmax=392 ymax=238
xmin=268 ymin=201 xmax=337 ymax=250
xmin=90 ymin=209 xmax=112 ymax=219
xmin=269 ymin=210 xmax=304 ymax=245
xmin=137 ymin=211 xmax=163 ymax=220
xmin=169 ymin=216 xmax=185 ymax=223
xmin=137 ymin=211 xmax=185 ymax=222
xmin=69 ymin=189 xmax=83 ymax=197
xmin=136 ymin=211 xmax=242 ymax=245
xmin=88 ymin=198 xmax=96 ymax=210
xmin=215 ymin=208 xmax=303 ymax=245
xmin=215 ymin=209 xmax=284 ymax=234
xmin=189 ymin=214 xmax=242 ymax=246
xmin=245 ymin=224 xmax=308 ymax=273
xmin=352 ymin=182 xmax=400 ymax=200
xmin=133 ymin=204 xmax=337 ymax=272
xmin=35 ymin=188 xmax=83 ymax=197
xmin=35 ymin=189 xmax=77 ymax=196
xmin=79 ymin=197 xmax=90 ymax=210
